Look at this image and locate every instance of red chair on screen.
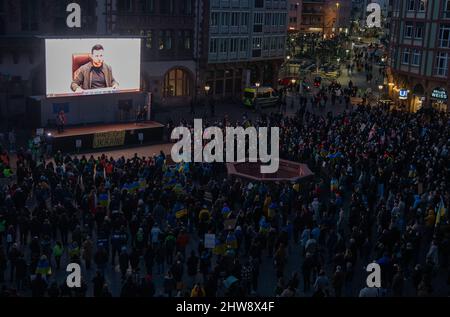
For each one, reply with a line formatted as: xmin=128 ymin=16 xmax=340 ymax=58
xmin=72 ymin=54 xmax=91 ymax=80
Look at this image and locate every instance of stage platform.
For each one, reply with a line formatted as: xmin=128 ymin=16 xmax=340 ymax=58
xmin=48 ymin=121 xmax=165 ymax=153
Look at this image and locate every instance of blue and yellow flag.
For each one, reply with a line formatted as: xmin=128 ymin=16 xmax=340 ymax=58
xmin=226 ymin=232 xmax=238 ymax=249
xmin=98 ymin=193 xmax=109 ymax=207
xmin=174 ymin=202 xmax=188 ymax=219
xmin=435 ymin=199 xmax=447 ymax=226
xmin=213 ymin=238 xmax=226 ymax=255
xmin=222 ymin=206 xmax=231 ymax=218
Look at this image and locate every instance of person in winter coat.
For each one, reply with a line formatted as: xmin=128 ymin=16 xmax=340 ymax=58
xmin=82 ymin=237 xmax=93 ymax=270
xmin=332 ymin=266 xmax=345 ymax=297
xmin=119 ymin=247 xmax=130 ymax=280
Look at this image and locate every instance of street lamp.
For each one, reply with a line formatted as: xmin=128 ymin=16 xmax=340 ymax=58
xmin=378 ymin=85 xmax=384 ymax=99
xmin=255 ymin=82 xmax=261 ymax=108
xmin=205 ymin=85 xmax=211 ymax=95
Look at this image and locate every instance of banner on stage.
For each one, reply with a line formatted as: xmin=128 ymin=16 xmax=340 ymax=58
xmin=93 ymin=131 xmax=126 ymax=149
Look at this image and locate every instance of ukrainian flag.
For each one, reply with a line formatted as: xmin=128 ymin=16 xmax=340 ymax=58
xmin=330 ymin=178 xmax=338 ymax=192
xmin=213 ymin=238 xmax=226 ymax=255
xmin=222 ymin=206 xmax=231 ymax=218
xmin=435 ymin=199 xmax=447 ymax=226
xmin=226 ymin=232 xmax=238 ymax=249
xmin=139 ymin=179 xmax=147 ymax=190
xmin=268 ymin=202 xmax=277 ymax=219
xmin=174 ymin=203 xmax=188 ymax=219
xmin=98 ymin=193 xmax=109 ymax=208
xmin=259 ymin=216 xmax=270 ymax=235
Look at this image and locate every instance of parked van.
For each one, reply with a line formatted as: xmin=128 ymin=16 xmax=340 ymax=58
xmin=243 ymin=86 xmax=279 ymax=109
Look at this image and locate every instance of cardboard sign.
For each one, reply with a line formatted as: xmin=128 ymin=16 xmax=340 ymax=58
xmin=223 ymin=219 xmax=237 ymax=231
xmin=204 ymin=234 xmax=216 ymax=249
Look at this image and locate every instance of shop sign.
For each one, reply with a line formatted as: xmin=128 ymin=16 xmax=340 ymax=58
xmin=399 ymin=89 xmax=408 ymax=100
xmin=431 ymin=88 xmax=448 ymax=100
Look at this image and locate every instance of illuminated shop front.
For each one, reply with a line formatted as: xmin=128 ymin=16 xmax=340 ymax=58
xmin=430 ymin=87 xmax=448 ymax=112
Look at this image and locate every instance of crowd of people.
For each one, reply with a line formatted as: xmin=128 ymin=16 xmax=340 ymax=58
xmin=0 ymin=98 xmax=448 ymax=298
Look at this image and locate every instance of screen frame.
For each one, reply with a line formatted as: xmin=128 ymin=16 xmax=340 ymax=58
xmin=44 ymin=37 xmax=142 ymax=99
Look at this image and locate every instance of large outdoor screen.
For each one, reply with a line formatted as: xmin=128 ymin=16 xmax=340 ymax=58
xmin=45 ymin=38 xmax=141 ymax=98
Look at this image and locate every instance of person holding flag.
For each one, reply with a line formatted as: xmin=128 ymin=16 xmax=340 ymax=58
xmin=222 ymin=204 xmax=232 ymax=219
xmin=435 ymin=197 xmax=447 ymax=227
xmin=226 ymin=231 xmax=238 ymax=250
xmin=173 ymin=201 xmax=188 ymax=227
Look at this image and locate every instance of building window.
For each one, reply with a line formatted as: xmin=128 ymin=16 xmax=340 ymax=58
xmin=265 ymin=13 xmax=271 ymax=25
xmin=446 ymin=0 xmax=450 ymax=17
xmin=163 ymin=68 xmax=192 ymax=97
xmin=230 ymin=38 xmax=239 ymax=53
xmin=142 ymin=0 xmax=154 ymax=13
xmin=254 ymin=13 xmax=263 ymax=33
xmin=241 ymin=13 xmax=249 ymax=27
xmin=415 ymin=23 xmax=424 ymax=39
xmin=240 ymin=38 xmax=248 ymax=52
xmin=21 ymin=0 xmax=38 ymax=31
xmin=118 ymin=0 xmax=133 ymax=11
xmin=159 ymin=31 xmax=165 ymax=50
xmin=220 ymin=39 xmax=228 ymax=53
xmin=439 ymin=24 xmax=450 ymax=48
xmin=404 ymin=22 xmax=413 ymax=38
xmin=160 ymin=0 xmax=174 ymax=14
xmin=254 ymin=0 xmax=264 ymax=8
xmin=407 ymin=0 xmax=415 ymax=11
xmin=221 ymin=12 xmax=230 ymax=26
xmin=180 ymin=0 xmax=192 ymax=15
xmin=418 ymin=0 xmax=426 ymax=11
xmin=411 ymin=49 xmax=421 ymax=66
xmin=271 ymin=37 xmax=277 ymax=50
xmin=165 ymin=31 xmax=172 ymax=49
xmin=184 ymin=31 xmax=192 ymax=50
xmin=254 ymin=13 xmax=263 ymax=25
xmin=402 ymin=48 xmax=410 ymax=64
xmin=263 ymin=37 xmax=270 ymax=50
xmin=209 ymin=38 xmax=218 ymax=53
xmin=211 ymin=12 xmax=219 ymax=26
xmin=278 ymin=37 xmax=284 ymax=50
xmin=146 ymin=30 xmax=153 ymax=48
xmin=252 ymin=37 xmax=262 ymax=49
xmin=435 ymin=52 xmax=449 ymax=76
xmin=231 ymin=12 xmax=239 ymax=26
xmin=280 ymin=13 xmax=287 ymax=27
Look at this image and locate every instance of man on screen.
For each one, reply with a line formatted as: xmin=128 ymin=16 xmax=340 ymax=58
xmin=71 ymin=44 xmax=119 ymax=92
